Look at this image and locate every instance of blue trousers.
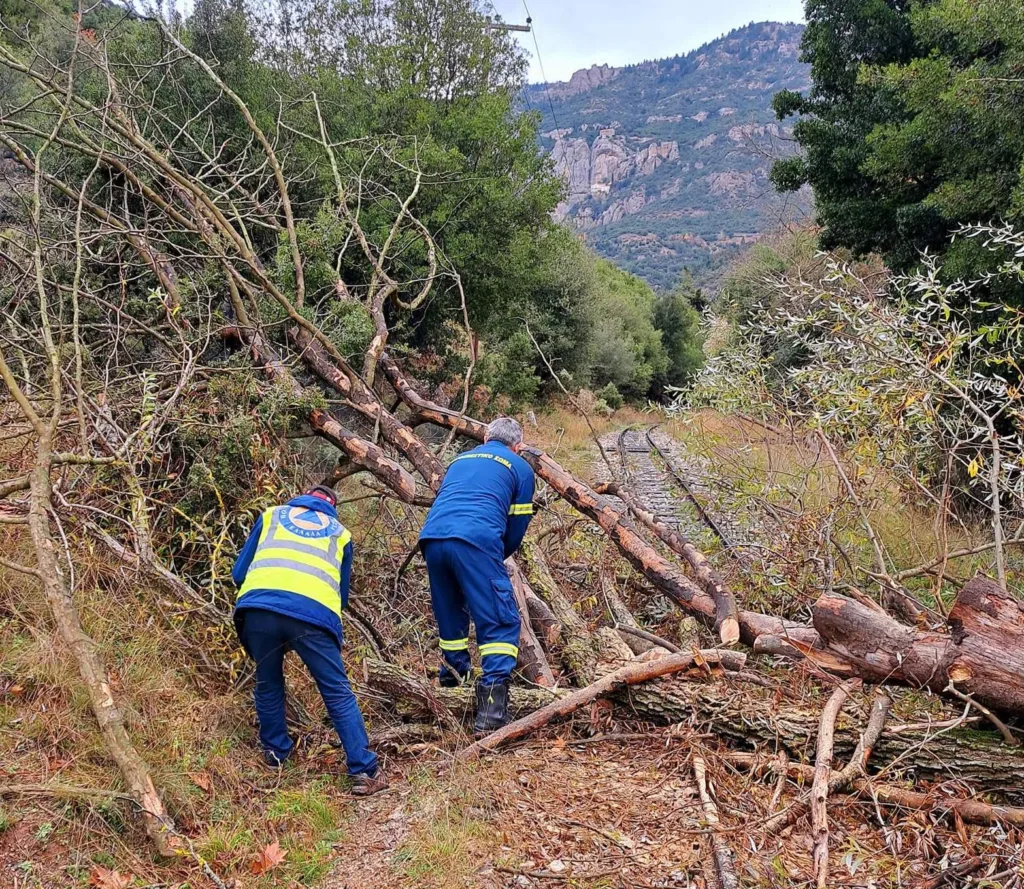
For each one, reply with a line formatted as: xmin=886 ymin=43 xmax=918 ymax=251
xmin=238 ymin=608 xmax=378 ymax=776
xmin=422 ymin=538 xmax=521 ymax=683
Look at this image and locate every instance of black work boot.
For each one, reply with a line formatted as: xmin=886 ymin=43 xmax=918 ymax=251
xmin=473 ymin=678 xmax=511 ymax=736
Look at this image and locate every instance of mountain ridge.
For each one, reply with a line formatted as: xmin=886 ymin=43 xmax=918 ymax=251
xmin=527 ymin=21 xmax=812 ymax=290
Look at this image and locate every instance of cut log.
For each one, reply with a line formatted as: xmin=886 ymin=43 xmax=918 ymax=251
xmin=595 ymin=480 xmax=739 ymax=644
xmin=458 ymin=649 xmax=748 ymax=760
xmin=812 ymin=578 xmax=1024 ymax=716
xmin=506 ymin=558 xmax=556 ymax=688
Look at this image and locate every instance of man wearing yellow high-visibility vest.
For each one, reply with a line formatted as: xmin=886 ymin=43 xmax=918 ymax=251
xmin=232 ymin=485 xmax=386 ymax=795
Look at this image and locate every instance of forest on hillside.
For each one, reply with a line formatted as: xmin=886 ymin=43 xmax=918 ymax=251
xmin=1 ymin=1 xmax=1024 ymax=887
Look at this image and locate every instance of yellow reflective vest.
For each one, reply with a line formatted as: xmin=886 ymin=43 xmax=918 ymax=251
xmin=238 ymin=504 xmax=352 ymax=618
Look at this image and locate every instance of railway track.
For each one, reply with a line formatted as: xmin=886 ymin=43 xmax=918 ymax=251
xmin=608 ymin=426 xmax=749 ymax=562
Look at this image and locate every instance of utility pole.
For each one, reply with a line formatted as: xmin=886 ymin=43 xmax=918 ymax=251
xmin=484 ymin=16 xmax=532 ymax=33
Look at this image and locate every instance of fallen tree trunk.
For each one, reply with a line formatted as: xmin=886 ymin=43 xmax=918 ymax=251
xmin=363 ymin=660 xmax=1024 ymax=789
xmin=811 ymin=578 xmax=1024 ymax=716
xmin=458 ymin=649 xmax=748 ymax=760
xmin=380 ymin=355 xmax=1024 ymax=719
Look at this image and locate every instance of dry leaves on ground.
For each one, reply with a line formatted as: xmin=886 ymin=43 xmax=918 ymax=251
xmin=251 ymin=839 xmax=288 ymax=875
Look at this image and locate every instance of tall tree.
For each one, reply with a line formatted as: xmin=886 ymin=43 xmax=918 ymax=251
xmin=772 ymin=0 xmax=1024 ymax=288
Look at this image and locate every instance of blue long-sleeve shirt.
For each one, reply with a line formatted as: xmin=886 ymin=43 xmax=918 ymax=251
xmin=419 ymin=441 xmax=536 ymax=559
xmin=232 ymin=495 xmax=352 ymax=645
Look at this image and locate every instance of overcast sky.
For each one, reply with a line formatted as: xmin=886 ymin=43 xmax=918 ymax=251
xmin=489 ymin=0 xmax=806 ymax=83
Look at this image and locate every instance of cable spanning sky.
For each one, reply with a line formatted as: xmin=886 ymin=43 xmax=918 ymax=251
xmin=489 ymin=0 xmax=806 ymax=84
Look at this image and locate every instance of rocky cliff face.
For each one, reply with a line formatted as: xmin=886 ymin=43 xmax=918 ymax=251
xmin=528 ymin=21 xmax=812 ymax=290
xmin=545 ymin=63 xmax=623 ymax=100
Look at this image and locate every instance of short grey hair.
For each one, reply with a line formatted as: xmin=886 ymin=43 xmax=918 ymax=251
xmin=485 ymin=417 xmax=523 ymax=447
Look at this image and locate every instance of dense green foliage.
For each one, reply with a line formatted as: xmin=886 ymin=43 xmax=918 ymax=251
xmin=531 ymin=22 xmax=811 ymax=291
xmin=773 ymin=0 xmax=1024 ymax=292
xmin=1 ymin=0 xmax=703 ymax=406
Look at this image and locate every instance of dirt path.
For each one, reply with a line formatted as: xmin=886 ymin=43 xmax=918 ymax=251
xmin=320 ymin=728 xmax=916 ymax=889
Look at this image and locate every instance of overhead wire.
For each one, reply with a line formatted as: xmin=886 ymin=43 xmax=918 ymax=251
xmin=521 ymin=0 xmax=561 ymax=137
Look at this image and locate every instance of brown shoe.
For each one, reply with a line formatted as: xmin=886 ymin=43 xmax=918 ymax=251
xmin=350 ymin=770 xmax=389 ymax=797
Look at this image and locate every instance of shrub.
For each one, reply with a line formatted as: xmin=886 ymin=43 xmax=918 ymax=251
xmin=597 ymin=383 xmax=624 ymax=411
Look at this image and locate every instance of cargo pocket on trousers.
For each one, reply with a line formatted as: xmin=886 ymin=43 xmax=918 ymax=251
xmin=491 ymin=577 xmax=520 ymax=627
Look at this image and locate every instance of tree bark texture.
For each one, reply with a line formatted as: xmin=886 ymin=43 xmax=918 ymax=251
xmin=27 ymin=440 xmax=177 ymax=855
xmin=290 ymin=327 xmax=446 ymax=491
xmin=506 ymin=558 xmax=556 ymax=688
xmin=812 ymin=578 xmax=1024 ymax=716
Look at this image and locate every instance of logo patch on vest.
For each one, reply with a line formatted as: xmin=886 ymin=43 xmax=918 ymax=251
xmin=279 ymin=506 xmax=339 ymax=539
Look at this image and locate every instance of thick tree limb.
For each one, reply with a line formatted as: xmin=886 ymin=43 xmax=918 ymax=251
xmin=458 ymin=649 xmax=748 ymax=760
xmin=810 ymin=680 xmax=855 ymax=889
xmin=595 ymin=480 xmax=739 ymax=644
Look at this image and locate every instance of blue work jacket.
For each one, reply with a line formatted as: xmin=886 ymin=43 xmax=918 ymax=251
xmin=232 ymin=495 xmax=353 ymax=646
xmin=419 ymin=441 xmax=536 ymax=560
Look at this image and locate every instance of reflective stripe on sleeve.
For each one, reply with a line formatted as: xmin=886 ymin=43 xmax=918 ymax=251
xmin=507 ymin=503 xmax=534 ymax=516
xmin=478 ymin=642 xmax=519 ymax=659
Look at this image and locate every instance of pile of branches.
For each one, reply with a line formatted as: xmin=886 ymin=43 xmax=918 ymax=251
xmin=1 ymin=14 xmax=1022 ymax=880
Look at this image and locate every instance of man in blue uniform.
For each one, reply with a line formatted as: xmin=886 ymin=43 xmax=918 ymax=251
xmin=233 ymin=485 xmax=386 ymax=795
xmin=419 ymin=418 xmax=536 ymax=735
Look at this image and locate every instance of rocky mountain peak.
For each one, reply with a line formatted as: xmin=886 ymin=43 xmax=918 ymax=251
xmin=544 ymin=63 xmax=623 ymax=100
xmin=528 ymin=21 xmax=811 ymax=290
